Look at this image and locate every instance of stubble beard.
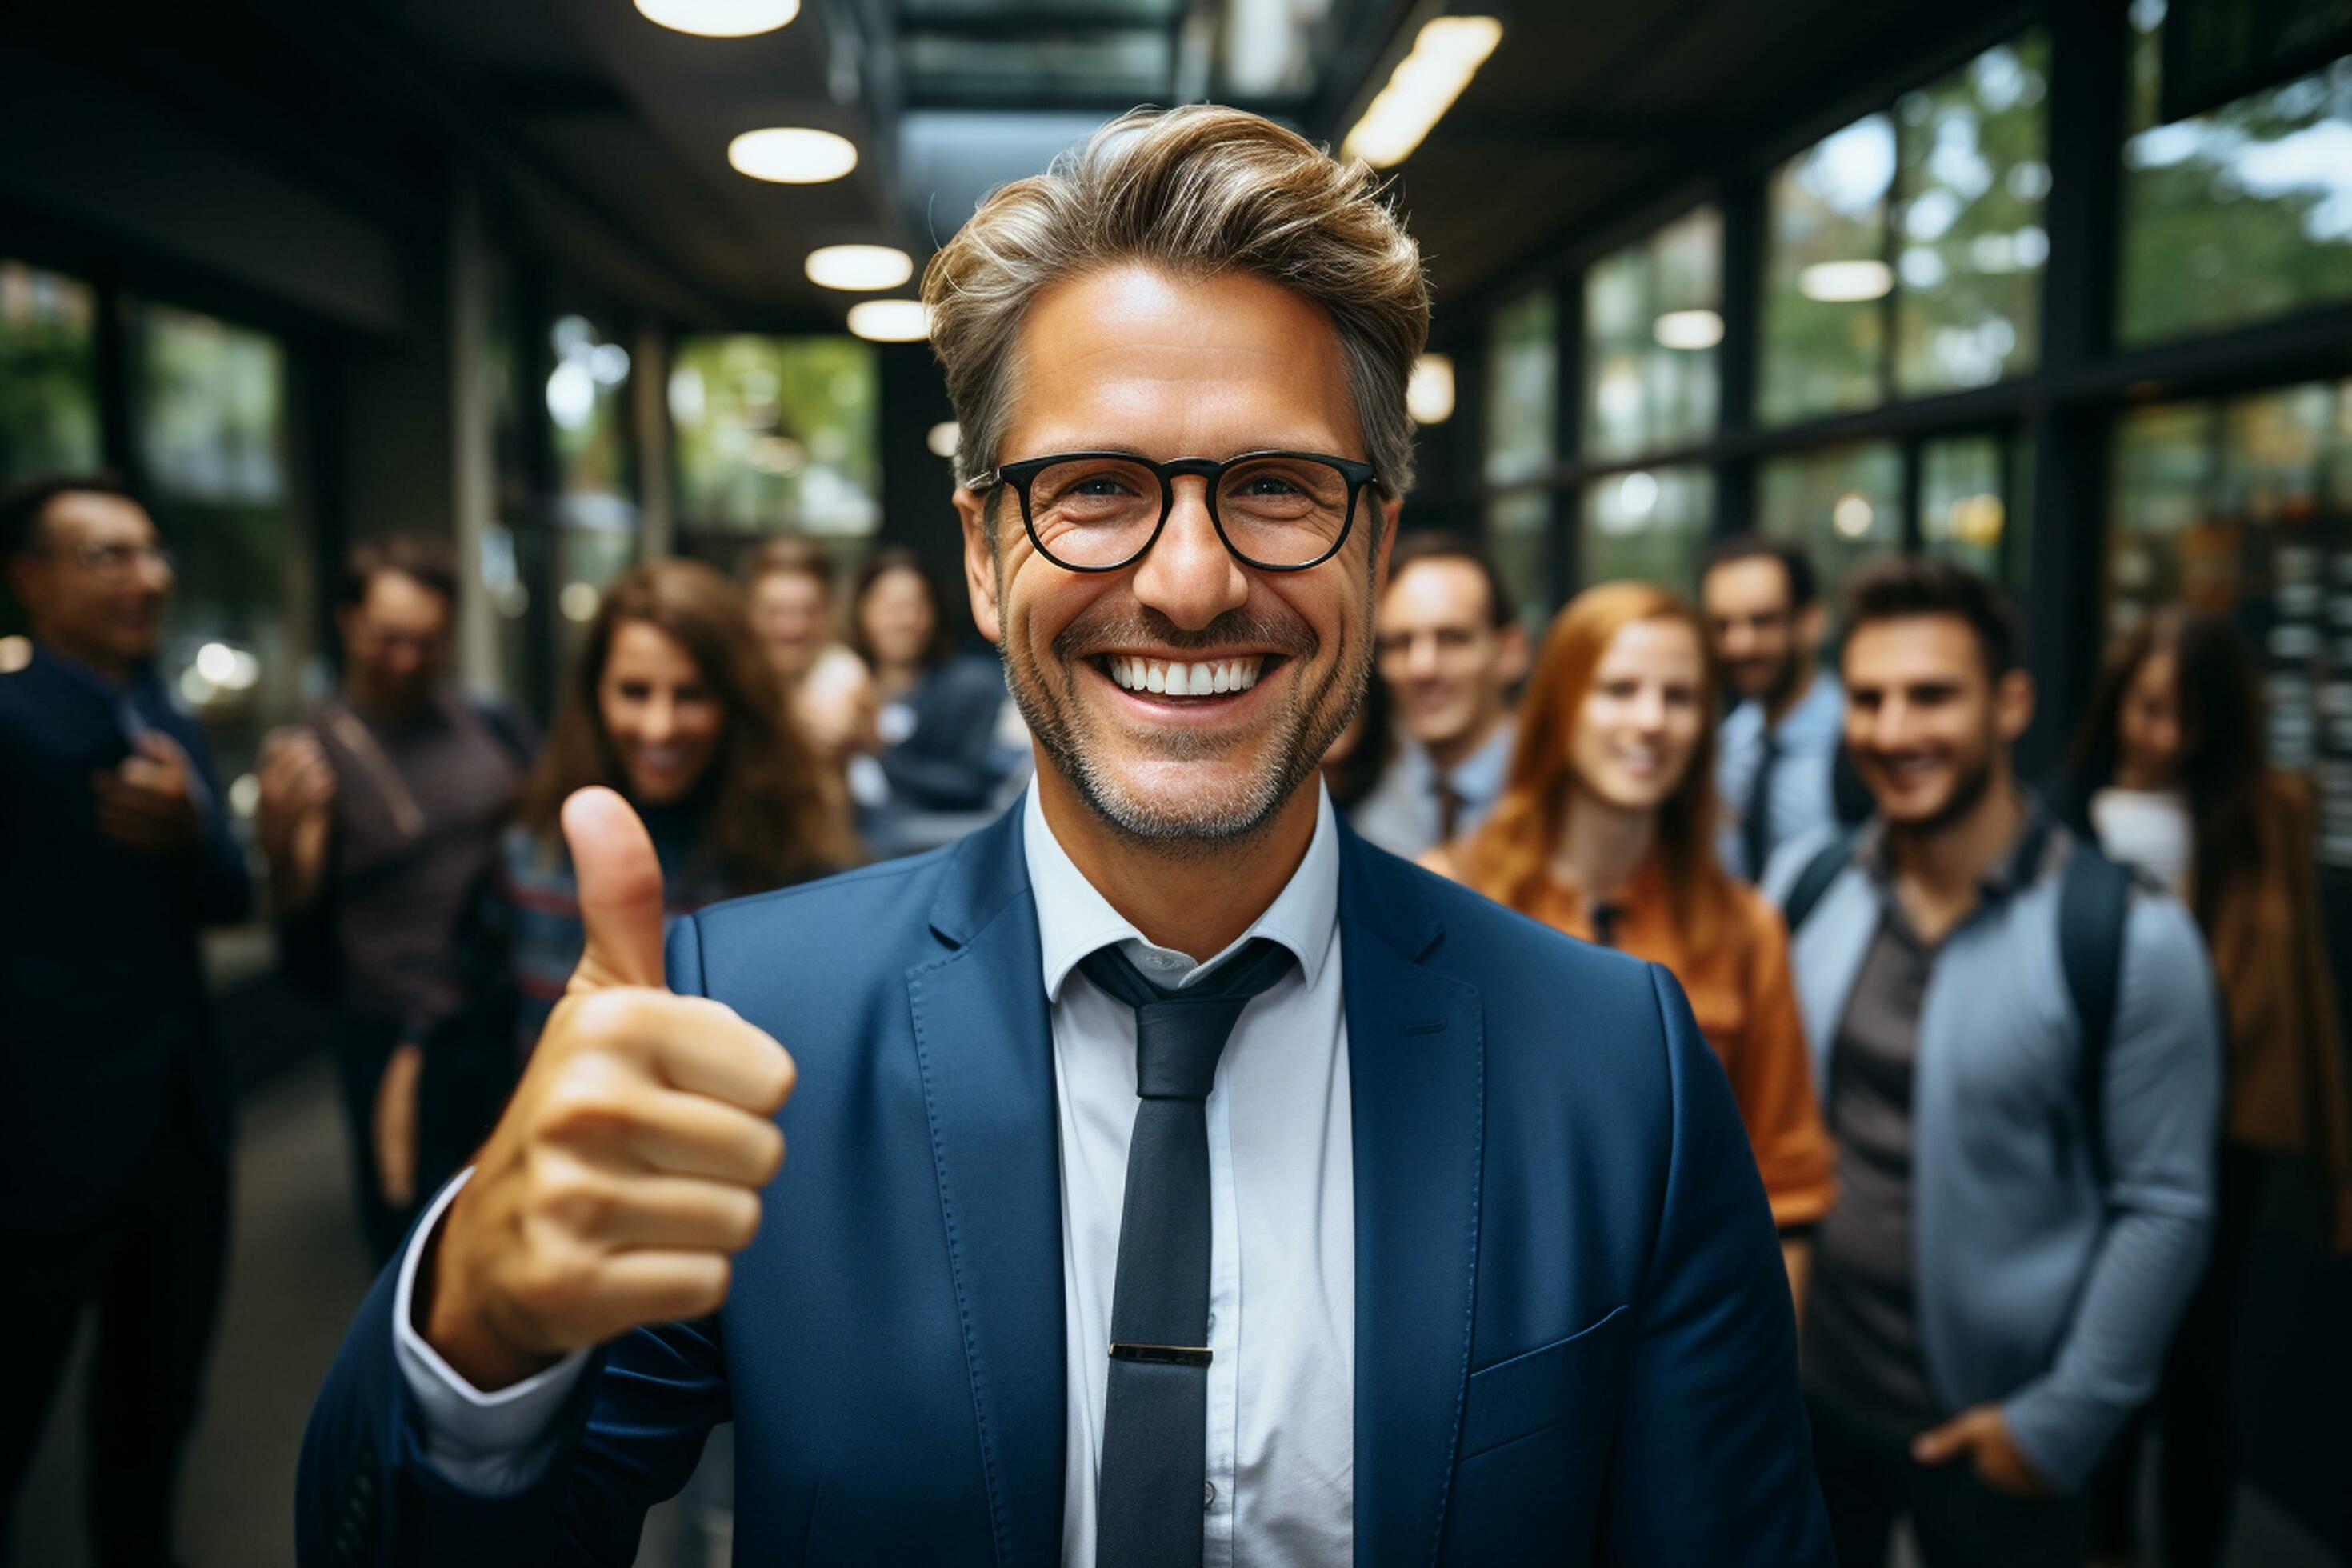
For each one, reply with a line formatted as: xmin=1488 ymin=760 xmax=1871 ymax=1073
xmin=1001 ymin=609 xmax=1367 ymax=862
xmin=1879 ymin=726 xmax=2001 ymax=843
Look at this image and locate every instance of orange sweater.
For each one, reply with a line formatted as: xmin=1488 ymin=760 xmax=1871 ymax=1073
xmin=1516 ymin=857 xmax=1837 ymax=1232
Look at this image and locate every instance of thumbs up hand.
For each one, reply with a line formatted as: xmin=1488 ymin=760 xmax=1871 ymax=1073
xmin=421 ymin=786 xmax=796 ymax=1391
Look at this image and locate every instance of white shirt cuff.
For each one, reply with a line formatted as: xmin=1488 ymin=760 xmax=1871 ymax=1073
xmin=391 ymin=1169 xmax=590 ymax=1494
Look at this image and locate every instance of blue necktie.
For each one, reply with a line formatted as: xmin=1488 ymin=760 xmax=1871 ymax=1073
xmin=1079 ymin=938 xmax=1295 ymax=1566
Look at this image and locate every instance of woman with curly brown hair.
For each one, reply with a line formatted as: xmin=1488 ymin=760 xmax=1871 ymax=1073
xmin=1424 ymin=580 xmax=1835 ymax=1306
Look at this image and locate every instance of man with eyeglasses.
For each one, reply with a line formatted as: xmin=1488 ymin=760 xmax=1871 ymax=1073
xmin=299 ymin=107 xmax=1830 ymax=1565
xmin=0 ymin=473 xmax=250 ymax=1567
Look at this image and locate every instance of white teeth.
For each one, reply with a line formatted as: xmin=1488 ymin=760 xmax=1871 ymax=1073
xmin=1103 ymin=654 xmax=1267 ymax=695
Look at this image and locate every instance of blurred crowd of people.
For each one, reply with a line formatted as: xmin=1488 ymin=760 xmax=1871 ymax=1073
xmin=3 ymin=466 xmax=2349 ymax=1567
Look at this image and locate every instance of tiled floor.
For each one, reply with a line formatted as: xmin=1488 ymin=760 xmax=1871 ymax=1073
xmin=10 ymin=1054 xmax=2345 ymax=1566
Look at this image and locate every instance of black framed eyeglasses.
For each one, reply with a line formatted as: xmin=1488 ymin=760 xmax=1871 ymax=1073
xmin=967 ymin=449 xmax=1378 ymax=574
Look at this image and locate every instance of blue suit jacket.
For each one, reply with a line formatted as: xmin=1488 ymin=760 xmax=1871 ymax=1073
xmin=298 ymin=806 xmax=1830 ymax=1564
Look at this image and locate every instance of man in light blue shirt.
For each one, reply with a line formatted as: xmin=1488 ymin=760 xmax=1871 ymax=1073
xmin=1706 ymin=537 xmax=1850 ymax=881
xmin=1352 ymin=532 xmax=1526 ymax=858
xmin=1764 ymin=559 xmax=2217 ymax=1568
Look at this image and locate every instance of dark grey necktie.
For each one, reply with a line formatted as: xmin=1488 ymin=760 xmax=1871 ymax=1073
xmin=1742 ymin=729 xmax=1781 ymax=881
xmin=1078 ymin=938 xmax=1296 ymax=1566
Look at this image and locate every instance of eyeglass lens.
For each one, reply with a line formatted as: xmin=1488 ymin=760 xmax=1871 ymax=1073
xmin=1024 ymin=455 xmax=1354 ymax=569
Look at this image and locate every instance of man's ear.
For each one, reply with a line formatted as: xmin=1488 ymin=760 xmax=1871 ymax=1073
xmin=1796 ymin=600 xmax=1829 ymax=654
xmin=954 ymin=485 xmax=1002 ymax=646
xmin=1369 ymin=496 xmax=1402 ymax=602
xmin=1497 ymin=619 xmax=1532 ymax=687
xmin=1995 ymin=666 xmax=2035 ymax=745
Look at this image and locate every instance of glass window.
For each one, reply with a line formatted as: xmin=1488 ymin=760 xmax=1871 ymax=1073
xmin=1482 ymin=289 xmax=1558 ymax=485
xmin=1894 ymin=35 xmax=2050 ymax=394
xmin=670 ymin=334 xmax=881 ymax=538
xmin=135 ymin=302 xmax=301 ymax=794
xmin=1762 ymin=33 xmax=2049 ymax=422
xmin=1581 ymin=466 xmax=1714 ymax=590
xmin=2120 ymin=3 xmax=2352 ymax=345
xmin=547 ymin=314 xmax=636 ymax=505
xmin=1922 ymin=431 xmax=2033 ymax=597
xmin=0 ymin=260 xmax=102 ymax=483
xmin=2106 ymin=379 xmax=2352 ymax=862
xmin=1582 ymin=207 xmax=1722 ymax=463
xmin=1757 ymin=441 xmax=1903 ymax=595
xmin=1484 ymin=487 xmax=1554 ymax=633
xmin=1762 ymin=116 xmax=1894 ymax=424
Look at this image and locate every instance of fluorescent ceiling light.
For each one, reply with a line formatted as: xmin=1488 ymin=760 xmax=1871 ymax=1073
xmin=926 ymin=421 xmax=961 ymax=458
xmin=1652 ymin=309 xmax=1723 ymax=350
xmin=634 ymin=0 xmax=800 ymax=38
xmin=1342 ymin=16 xmax=1503 ymax=170
xmin=848 ymin=300 xmax=931 ymax=342
xmin=806 ymin=244 xmax=914 ymax=291
xmin=1406 ymin=353 xmax=1454 ymax=424
xmin=1798 ymin=259 xmax=1894 ymax=302
xmin=729 ymin=127 xmax=857 ymax=183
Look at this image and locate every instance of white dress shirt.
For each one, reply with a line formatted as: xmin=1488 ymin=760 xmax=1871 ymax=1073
xmin=393 ymin=780 xmax=1358 ymax=1566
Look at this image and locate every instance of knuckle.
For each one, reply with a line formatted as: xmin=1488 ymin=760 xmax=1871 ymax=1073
xmin=721 ymin=1189 xmax=762 ymax=1250
xmin=751 ymin=1122 xmax=787 ymax=1183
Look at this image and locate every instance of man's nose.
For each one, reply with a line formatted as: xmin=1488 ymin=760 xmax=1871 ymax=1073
xmin=1128 ymin=478 xmax=1248 ymax=631
xmin=1404 ymin=635 xmax=1442 ymax=681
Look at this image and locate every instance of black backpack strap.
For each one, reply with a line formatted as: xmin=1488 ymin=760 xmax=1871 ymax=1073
xmin=1782 ymin=832 xmax=1858 ymax=934
xmin=2058 ymin=842 xmax=2134 ymax=1190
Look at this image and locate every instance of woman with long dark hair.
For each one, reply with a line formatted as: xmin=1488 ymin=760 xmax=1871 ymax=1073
xmin=1426 ymin=581 xmax=1834 ymax=1302
xmin=498 ymin=558 xmax=857 ymax=1044
xmin=2068 ymin=606 xmax=2351 ymax=1568
xmin=844 ymin=546 xmax=1023 ymax=854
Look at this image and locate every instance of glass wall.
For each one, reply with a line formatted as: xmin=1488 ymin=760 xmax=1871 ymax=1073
xmin=1922 ymin=430 xmax=2032 ymax=596
xmin=2120 ymin=0 xmax=2352 ymax=344
xmin=1582 ymin=206 xmax=1722 ymax=463
xmin=1582 ymin=466 xmax=1714 ymax=590
xmin=134 ymin=301 xmax=302 ymax=792
xmin=1758 ymin=440 xmax=1903 ymax=590
xmin=1762 ymin=32 xmax=2049 ymax=423
xmin=1484 ymin=488 xmax=1553 ymax=633
xmin=1482 ymin=288 xmax=1558 ymax=485
xmin=669 ymin=334 xmax=881 ymax=539
xmin=0 ymin=261 xmax=102 ymax=484
xmin=2107 ymin=378 xmax=2352 ymax=862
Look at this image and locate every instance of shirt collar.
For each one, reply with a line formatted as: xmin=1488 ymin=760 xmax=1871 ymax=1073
xmin=1431 ymin=717 xmax=1516 ymax=806
xmin=1022 ymin=775 xmax=1342 ymax=1002
xmin=1857 ymin=790 xmax=2058 ymax=902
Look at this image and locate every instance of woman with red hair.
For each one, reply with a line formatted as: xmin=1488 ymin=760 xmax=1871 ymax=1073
xmin=1426 ymin=581 xmax=1834 ymax=1302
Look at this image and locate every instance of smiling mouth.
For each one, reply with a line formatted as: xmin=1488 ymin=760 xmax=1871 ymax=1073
xmin=1094 ymin=653 xmax=1272 ymax=698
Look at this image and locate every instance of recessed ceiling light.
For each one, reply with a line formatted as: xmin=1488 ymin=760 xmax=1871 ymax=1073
xmin=729 ymin=127 xmax=858 ymax=184
xmin=806 ymin=245 xmax=914 ymax=292
xmin=634 ymin=0 xmax=800 ymax=38
xmin=1798 ymin=260 xmax=1894 ymax=302
xmin=847 ymin=301 xmax=931 ymax=342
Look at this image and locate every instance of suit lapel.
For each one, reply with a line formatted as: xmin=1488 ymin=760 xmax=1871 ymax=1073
xmin=907 ymin=812 xmax=1067 ymax=1566
xmin=1341 ymin=832 xmax=1485 ymax=1564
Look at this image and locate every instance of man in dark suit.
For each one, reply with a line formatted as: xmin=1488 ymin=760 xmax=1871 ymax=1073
xmin=1 ymin=474 xmax=250 ymax=1566
xmin=299 ymin=106 xmax=1831 ymax=1564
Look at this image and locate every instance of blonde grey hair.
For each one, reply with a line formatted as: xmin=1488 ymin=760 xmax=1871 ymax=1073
xmin=922 ymin=105 xmax=1430 ymax=510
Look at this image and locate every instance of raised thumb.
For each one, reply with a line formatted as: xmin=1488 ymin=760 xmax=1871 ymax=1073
xmin=562 ymin=786 xmax=668 ymax=992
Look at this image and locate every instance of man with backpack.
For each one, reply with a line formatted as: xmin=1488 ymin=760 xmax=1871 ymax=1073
xmin=1765 ymin=558 xmax=2219 ymax=1568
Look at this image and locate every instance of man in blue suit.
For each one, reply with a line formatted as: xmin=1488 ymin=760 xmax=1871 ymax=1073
xmin=299 ymin=106 xmax=1830 ymax=1565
